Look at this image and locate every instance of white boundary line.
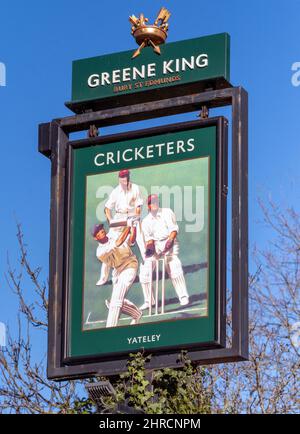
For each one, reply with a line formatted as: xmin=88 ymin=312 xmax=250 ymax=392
xmin=84 ymin=306 xmax=206 ymax=326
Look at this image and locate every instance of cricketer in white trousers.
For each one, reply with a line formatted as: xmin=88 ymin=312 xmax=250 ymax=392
xmin=97 ymin=182 xmax=147 ymax=301
xmin=96 ymin=232 xmax=141 ymax=328
xmin=140 ymin=208 xmax=189 ymax=306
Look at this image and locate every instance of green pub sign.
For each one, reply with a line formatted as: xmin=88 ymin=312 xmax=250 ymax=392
xmin=66 ymin=119 xmax=227 ymax=361
xmin=39 ymin=15 xmax=249 ymax=379
xmin=68 ymin=33 xmax=230 ymax=111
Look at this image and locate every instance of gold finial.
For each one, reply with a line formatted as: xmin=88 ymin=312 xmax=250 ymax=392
xmin=129 ymin=7 xmax=171 ymax=59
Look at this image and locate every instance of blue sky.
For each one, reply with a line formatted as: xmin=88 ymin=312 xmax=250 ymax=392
xmin=0 ymin=0 xmax=299 ymax=358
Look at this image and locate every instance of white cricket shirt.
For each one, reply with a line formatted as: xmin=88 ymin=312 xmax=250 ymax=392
xmin=105 ymin=182 xmax=143 ymax=216
xmin=141 ymin=208 xmax=179 ymax=242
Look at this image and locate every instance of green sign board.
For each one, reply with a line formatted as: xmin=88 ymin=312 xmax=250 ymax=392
xmin=68 ymin=33 xmax=230 ymax=111
xmin=65 ymin=120 xmax=227 ymax=361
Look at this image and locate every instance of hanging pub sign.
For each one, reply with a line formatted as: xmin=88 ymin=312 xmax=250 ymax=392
xmin=39 ymin=7 xmax=248 ymax=381
xmin=64 ymin=118 xmax=227 ymax=364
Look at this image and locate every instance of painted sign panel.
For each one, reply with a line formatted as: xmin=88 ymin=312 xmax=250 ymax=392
xmin=64 ymin=120 xmax=227 ymax=362
xmin=70 ymin=33 xmax=230 ymax=109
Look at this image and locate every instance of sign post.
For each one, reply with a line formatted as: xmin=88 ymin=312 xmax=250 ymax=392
xmin=39 ymin=10 xmax=248 ymax=381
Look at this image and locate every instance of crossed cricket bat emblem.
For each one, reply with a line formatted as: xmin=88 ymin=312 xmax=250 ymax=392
xmin=129 ymin=7 xmax=171 ymax=59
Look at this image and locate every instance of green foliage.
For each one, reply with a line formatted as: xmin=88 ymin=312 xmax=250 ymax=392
xmin=99 ymin=351 xmax=212 ymax=414
xmin=66 ymin=397 xmax=95 ymax=414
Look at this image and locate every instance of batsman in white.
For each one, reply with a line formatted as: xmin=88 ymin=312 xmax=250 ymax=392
xmin=139 ymin=194 xmax=189 ymax=311
xmin=97 ymin=169 xmax=150 ymax=305
xmin=93 ymin=221 xmax=142 ymax=328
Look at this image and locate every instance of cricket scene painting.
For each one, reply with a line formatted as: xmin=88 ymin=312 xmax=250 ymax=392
xmin=82 ymin=156 xmax=210 ymax=331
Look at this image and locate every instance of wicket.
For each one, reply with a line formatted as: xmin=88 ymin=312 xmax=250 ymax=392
xmin=149 ymin=257 xmax=166 ymax=316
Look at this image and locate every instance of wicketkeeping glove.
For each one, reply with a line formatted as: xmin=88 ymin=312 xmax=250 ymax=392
xmin=145 ymin=241 xmax=155 ymax=257
xmin=163 ymin=238 xmax=174 ymax=253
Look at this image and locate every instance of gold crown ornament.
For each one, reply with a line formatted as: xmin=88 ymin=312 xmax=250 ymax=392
xmin=129 ymin=7 xmax=171 ymax=59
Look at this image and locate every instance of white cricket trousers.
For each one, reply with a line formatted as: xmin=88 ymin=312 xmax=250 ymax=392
xmin=106 ymin=266 xmax=138 ymax=328
xmin=139 ymin=252 xmax=189 ymax=303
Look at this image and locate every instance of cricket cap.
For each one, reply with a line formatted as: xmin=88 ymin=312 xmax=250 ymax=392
xmin=119 ymin=169 xmax=130 ymax=178
xmin=147 ymin=194 xmax=159 ymax=207
xmin=92 ymin=223 xmax=104 ymax=237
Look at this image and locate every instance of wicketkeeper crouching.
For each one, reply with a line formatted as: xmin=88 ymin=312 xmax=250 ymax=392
xmin=139 ymin=194 xmax=189 ymax=311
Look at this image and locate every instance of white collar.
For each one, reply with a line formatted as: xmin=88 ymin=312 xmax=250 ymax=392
xmin=150 ymin=208 xmax=162 ymax=219
xmin=118 ymin=182 xmax=132 ymax=193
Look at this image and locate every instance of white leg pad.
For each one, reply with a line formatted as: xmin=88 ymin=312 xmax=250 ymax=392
xmin=122 ymin=299 xmax=142 ymax=320
xmin=171 ymin=274 xmax=189 ymax=300
xmin=106 ymin=267 xmax=137 ymax=328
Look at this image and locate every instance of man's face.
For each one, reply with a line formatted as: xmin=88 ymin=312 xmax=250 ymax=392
xmin=119 ymin=176 xmax=129 ymax=188
xmin=94 ymin=228 xmax=107 ymax=241
xmin=148 ymin=202 xmax=159 ymax=214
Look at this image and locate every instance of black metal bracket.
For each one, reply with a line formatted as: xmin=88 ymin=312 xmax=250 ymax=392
xmin=39 ymin=86 xmax=248 ymax=380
